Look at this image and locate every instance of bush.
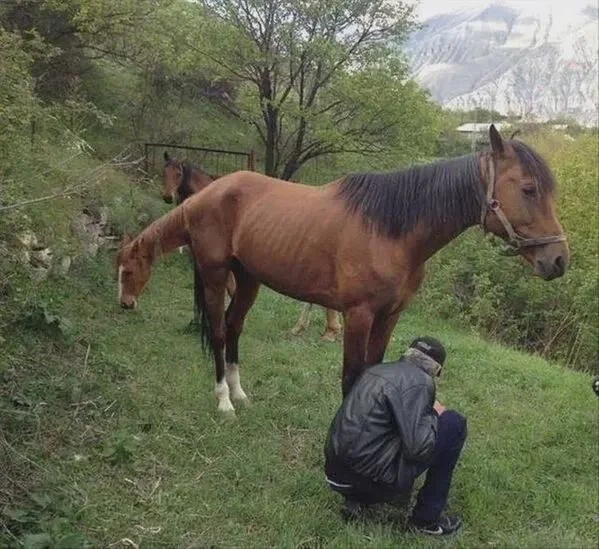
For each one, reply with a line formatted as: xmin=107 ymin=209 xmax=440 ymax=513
xmin=416 ymin=133 xmax=598 ymax=371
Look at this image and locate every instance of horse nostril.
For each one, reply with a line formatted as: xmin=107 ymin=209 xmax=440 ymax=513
xmin=554 ymin=255 xmax=564 ymax=272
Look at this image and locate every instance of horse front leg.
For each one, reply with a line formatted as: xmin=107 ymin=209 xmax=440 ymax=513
xmin=341 ymin=306 xmax=375 ymax=397
xmin=367 ymin=310 xmax=402 ymax=365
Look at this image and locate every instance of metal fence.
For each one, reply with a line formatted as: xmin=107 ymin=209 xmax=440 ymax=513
xmin=143 ymin=143 xmax=255 ymax=178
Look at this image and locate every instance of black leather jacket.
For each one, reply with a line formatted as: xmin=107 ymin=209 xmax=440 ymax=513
xmin=325 ymin=355 xmax=438 ymax=491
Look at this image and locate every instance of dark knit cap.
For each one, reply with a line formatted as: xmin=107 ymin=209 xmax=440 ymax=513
xmin=409 ymin=336 xmax=446 ymax=366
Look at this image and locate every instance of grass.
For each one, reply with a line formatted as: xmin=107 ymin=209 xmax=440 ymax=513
xmin=1 ymin=251 xmax=597 ymax=548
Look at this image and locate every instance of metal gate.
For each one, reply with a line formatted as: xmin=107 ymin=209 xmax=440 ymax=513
xmin=143 ymin=143 xmax=256 ymax=178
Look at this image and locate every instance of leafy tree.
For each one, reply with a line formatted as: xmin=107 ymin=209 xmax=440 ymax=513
xmin=194 ymin=0 xmax=437 ymax=178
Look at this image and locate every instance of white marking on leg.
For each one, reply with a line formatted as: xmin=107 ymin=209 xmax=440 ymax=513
xmin=215 ymin=379 xmax=234 ymax=413
xmin=226 ymin=363 xmax=248 ymax=402
xmin=117 ymin=265 xmax=123 ymax=303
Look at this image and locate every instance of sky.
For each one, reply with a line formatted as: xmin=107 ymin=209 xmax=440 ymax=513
xmin=411 ymin=0 xmax=594 ymax=21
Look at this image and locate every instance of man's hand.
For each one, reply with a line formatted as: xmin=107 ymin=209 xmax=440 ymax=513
xmin=434 ymin=400 xmax=446 ymax=415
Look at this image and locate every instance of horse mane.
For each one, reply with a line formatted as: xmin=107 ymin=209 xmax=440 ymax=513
xmin=129 ymin=206 xmax=188 ymax=260
xmin=337 ymin=154 xmax=484 ymax=239
xmin=510 ymin=140 xmax=556 ymax=195
xmin=337 ymin=141 xmax=556 ymax=239
xmin=179 ymin=161 xmax=214 ymax=201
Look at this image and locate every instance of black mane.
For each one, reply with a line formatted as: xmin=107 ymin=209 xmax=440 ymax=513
xmin=337 ymin=141 xmax=556 ymax=239
xmin=338 ymin=154 xmax=484 ymax=239
xmin=178 ymin=162 xmax=197 ymax=202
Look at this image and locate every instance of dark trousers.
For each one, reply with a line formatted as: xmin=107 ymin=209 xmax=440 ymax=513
xmin=327 ymin=410 xmax=467 ymax=523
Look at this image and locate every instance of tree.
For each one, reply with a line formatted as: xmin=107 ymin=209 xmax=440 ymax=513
xmin=195 ymin=0 xmax=431 ymax=179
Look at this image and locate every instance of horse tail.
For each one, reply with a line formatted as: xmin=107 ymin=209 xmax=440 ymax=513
xmin=192 ymin=260 xmax=214 ymax=357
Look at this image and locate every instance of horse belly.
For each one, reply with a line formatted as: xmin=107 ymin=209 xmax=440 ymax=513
xmin=233 ymin=213 xmax=339 ymax=306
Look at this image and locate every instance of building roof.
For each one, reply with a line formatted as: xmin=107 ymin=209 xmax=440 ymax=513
xmin=456 ymin=122 xmax=508 ymax=133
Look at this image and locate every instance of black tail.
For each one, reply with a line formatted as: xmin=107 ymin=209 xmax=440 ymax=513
xmin=193 ymin=261 xmax=213 ymax=357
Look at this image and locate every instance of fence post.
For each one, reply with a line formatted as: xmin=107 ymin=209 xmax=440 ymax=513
xmin=248 ymin=150 xmax=256 ymax=172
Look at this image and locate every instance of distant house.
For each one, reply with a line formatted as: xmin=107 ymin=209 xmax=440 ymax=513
xmin=456 ymin=122 xmax=508 ymax=134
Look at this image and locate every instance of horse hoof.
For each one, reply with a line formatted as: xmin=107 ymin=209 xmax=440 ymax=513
xmin=217 ymin=409 xmax=237 ymax=420
xmin=234 ymin=396 xmax=251 ymax=407
xmin=321 ymin=332 xmax=338 ymax=342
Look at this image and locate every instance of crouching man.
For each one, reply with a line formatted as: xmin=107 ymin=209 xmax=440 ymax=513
xmin=324 ymin=337 xmax=467 ymax=536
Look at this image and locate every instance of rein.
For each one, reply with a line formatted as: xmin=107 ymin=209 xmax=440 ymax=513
xmin=480 ymin=156 xmax=567 ymax=249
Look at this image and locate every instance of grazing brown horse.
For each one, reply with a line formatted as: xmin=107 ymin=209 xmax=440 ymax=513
xmin=163 ymin=150 xmax=342 ymax=341
xmin=118 ymin=126 xmax=568 ymax=414
xmin=161 ymin=152 xmax=236 ymax=325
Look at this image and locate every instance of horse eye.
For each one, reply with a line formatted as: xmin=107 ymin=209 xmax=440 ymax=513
xmin=522 ymin=186 xmax=537 ymax=197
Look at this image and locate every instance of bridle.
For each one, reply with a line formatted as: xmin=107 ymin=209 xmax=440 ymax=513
xmin=480 ymin=155 xmax=567 ymax=249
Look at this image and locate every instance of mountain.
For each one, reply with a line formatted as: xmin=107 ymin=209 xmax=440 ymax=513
xmin=405 ymin=1 xmax=599 ymax=126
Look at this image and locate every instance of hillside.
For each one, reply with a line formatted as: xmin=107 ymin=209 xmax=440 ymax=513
xmin=1 ymin=250 xmax=597 ymax=547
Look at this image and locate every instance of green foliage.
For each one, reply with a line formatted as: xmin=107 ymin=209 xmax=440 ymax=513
xmin=198 ymin=0 xmax=433 ymax=177
xmin=18 ymin=299 xmax=75 ymax=343
xmin=416 ymin=132 xmax=598 ymax=370
xmin=0 ymin=28 xmax=40 ymax=150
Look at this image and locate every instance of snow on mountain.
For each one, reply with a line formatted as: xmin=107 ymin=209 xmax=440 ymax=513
xmin=405 ymin=1 xmax=599 ymax=125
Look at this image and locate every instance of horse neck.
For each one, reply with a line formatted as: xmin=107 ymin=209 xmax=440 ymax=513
xmin=190 ymin=170 xmax=213 ymax=193
xmin=410 ymin=219 xmax=477 ymax=264
xmin=407 ymin=157 xmax=486 ymax=262
xmin=140 ymin=207 xmax=188 ymax=259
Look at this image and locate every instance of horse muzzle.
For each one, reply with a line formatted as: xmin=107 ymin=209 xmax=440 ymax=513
xmin=532 ymin=245 xmax=569 ymax=280
xmin=162 ymin=194 xmax=173 ymax=204
xmin=120 ymin=298 xmax=137 ymax=310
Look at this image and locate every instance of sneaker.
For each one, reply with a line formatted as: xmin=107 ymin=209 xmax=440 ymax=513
xmin=410 ymin=514 xmax=463 ymax=536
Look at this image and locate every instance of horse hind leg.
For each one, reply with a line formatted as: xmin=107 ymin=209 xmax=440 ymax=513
xmin=225 ymin=262 xmax=260 ymax=406
xmin=291 ymin=302 xmax=312 ymax=335
xmin=321 ymin=308 xmax=342 ymax=342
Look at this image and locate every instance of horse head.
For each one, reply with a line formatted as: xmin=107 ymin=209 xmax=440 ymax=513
xmin=162 ymin=151 xmax=184 ymax=204
xmin=482 ymin=125 xmax=569 ymax=281
xmin=115 ymin=233 xmax=155 ymax=309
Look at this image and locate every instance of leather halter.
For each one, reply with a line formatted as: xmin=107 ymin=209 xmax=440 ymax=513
xmin=480 ymin=156 xmax=567 ymax=249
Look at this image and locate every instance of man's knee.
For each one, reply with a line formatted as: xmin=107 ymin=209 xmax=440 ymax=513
xmin=441 ymin=410 xmax=467 ymax=442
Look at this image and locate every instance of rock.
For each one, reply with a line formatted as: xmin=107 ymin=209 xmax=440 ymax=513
xmin=29 ymin=247 xmax=53 ymax=269
xmin=71 ymin=212 xmax=103 ymax=257
xmin=14 ymin=230 xmax=38 ymax=249
xmin=54 ymin=256 xmax=72 ymax=276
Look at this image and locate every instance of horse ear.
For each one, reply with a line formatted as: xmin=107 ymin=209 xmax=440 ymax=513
xmin=489 ymin=124 xmax=505 ymax=155
xmin=164 ymin=151 xmax=170 ymax=162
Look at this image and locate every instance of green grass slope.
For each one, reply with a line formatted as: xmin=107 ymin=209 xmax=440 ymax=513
xmin=1 ymin=252 xmax=597 ymax=548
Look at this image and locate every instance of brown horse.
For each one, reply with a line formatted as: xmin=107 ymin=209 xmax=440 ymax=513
xmin=161 ymin=152 xmax=236 ymax=327
xmin=163 ymin=150 xmax=342 ymax=341
xmin=291 ymin=303 xmax=342 ymax=341
xmin=162 ymin=151 xmax=215 ymax=204
xmin=118 ymin=126 xmax=568 ymax=414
